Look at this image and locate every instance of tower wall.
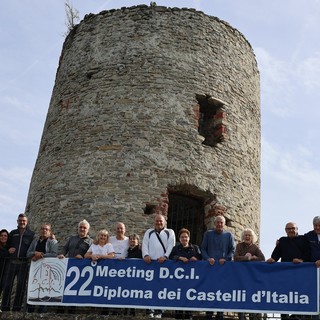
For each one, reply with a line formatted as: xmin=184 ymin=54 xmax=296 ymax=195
xmin=26 ymin=5 xmax=260 ymax=242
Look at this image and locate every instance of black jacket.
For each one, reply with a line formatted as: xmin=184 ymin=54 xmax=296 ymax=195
xmin=271 ymin=235 xmax=310 ymax=262
xmin=8 ymin=227 xmax=35 ymax=258
xmin=304 ymin=230 xmax=320 ymax=262
xmin=127 ymin=245 xmax=142 ymax=259
xmin=169 ymin=243 xmax=202 ymax=261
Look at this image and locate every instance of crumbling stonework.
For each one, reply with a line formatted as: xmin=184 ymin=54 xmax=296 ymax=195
xmin=25 ymin=5 xmax=260 ymax=244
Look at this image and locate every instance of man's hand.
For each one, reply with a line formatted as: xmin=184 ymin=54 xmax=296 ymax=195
xmin=157 ymin=256 xmax=167 ymax=263
xmin=292 ymin=258 xmax=303 ymax=264
xmin=32 ymin=251 xmax=43 ymax=261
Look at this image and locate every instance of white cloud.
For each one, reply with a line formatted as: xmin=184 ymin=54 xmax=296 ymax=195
xmin=0 ymin=166 xmax=32 ymax=231
xmin=256 ymin=46 xmax=320 ymax=120
xmin=0 ymin=60 xmax=40 ymax=93
xmin=0 ymin=92 xmax=46 ymax=117
xmin=297 ymin=51 xmax=320 ymax=92
xmin=255 ymin=48 xmax=289 ymax=86
xmin=262 ymin=137 xmax=320 ymax=188
xmin=255 ymin=47 xmax=294 ymax=118
xmin=261 ymin=135 xmax=320 ymax=257
xmin=0 ymin=166 xmax=32 ymax=188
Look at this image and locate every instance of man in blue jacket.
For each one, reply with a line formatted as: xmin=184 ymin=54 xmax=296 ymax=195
xmin=305 ymin=217 xmax=320 ymax=320
xmin=201 ymin=215 xmax=235 ymax=320
xmin=305 ymin=216 xmax=320 ymax=267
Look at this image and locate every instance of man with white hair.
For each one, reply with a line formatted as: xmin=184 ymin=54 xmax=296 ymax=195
xmin=201 ymin=215 xmax=235 ymax=265
xmin=58 ymin=219 xmax=92 ymax=259
xmin=201 ymin=215 xmax=235 ymax=320
xmin=305 ymin=216 xmax=320 ymax=267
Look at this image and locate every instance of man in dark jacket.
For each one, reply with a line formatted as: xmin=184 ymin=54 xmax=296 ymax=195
xmin=267 ymin=222 xmax=310 ymax=263
xmin=304 ymin=216 xmax=320 ymax=267
xmin=58 ymin=219 xmax=92 ymax=259
xmin=267 ymin=222 xmax=310 ymax=320
xmin=1 ymin=213 xmax=35 ymax=312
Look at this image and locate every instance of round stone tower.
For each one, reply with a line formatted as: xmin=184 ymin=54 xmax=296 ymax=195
xmin=26 ymin=5 xmax=260 ymax=244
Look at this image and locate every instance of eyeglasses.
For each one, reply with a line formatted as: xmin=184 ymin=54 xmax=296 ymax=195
xmin=285 ymin=227 xmax=296 ymax=231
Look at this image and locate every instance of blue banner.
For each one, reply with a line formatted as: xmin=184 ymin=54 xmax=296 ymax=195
xmin=27 ymin=258 xmax=319 ymax=314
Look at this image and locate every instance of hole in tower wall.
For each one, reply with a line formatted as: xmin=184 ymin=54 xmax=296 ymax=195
xmin=144 ymin=204 xmax=157 ymax=215
xmin=167 ymin=192 xmax=205 ymax=246
xmin=196 ymin=94 xmax=227 ymax=146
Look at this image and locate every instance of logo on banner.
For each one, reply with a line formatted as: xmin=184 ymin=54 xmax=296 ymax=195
xmin=28 ymin=258 xmax=67 ymax=303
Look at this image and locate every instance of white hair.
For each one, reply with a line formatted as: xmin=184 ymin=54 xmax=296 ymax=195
xmin=214 ymin=215 xmax=226 ymax=224
xmin=313 ymin=216 xmax=320 ymax=225
xmin=78 ymin=219 xmax=90 ymax=229
xmin=241 ymin=228 xmax=258 ymax=243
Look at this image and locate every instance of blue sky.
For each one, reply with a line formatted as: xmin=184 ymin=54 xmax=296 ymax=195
xmin=1 ymin=0 xmax=320 ymax=258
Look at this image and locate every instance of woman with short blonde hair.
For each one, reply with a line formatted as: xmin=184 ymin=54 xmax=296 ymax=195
xmin=85 ymin=229 xmax=115 ymax=261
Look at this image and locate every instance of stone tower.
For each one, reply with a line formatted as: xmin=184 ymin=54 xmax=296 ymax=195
xmin=26 ymin=5 xmax=260 ymax=244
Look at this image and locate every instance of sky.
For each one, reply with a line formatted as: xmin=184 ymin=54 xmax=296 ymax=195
xmin=1 ymin=0 xmax=320 ymax=258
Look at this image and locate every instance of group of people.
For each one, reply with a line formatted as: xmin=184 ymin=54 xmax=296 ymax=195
xmin=0 ymin=212 xmax=320 ymax=320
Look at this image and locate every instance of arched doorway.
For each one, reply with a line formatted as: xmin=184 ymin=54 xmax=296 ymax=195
xmin=167 ymin=193 xmax=205 ymax=245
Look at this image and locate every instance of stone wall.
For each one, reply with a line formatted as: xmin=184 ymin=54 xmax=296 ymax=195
xmin=25 ymin=5 xmax=260 ymax=244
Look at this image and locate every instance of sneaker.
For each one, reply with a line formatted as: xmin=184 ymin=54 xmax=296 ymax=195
xmin=154 ymin=315 xmax=162 ymax=319
xmin=148 ymin=313 xmax=154 ymax=318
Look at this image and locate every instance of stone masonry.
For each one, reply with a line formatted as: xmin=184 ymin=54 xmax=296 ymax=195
xmin=25 ymin=5 xmax=260 ymax=245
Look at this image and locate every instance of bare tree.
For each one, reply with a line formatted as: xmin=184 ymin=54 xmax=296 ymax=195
xmin=64 ymin=0 xmax=80 ymax=36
